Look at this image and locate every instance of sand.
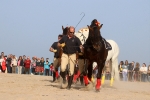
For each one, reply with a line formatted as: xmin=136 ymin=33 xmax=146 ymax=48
xmin=0 ymin=73 xmax=150 ymax=100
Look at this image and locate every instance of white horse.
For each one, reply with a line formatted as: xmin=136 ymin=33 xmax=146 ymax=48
xmin=75 ymin=27 xmax=120 ymax=86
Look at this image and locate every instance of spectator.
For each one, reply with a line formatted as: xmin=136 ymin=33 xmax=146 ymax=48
xmin=105 ymin=61 xmax=111 ymax=80
xmin=50 ymin=63 xmax=54 ymax=76
xmin=118 ymin=61 xmax=124 ymax=81
xmin=122 ymin=60 xmax=128 ymax=81
xmin=17 ymin=56 xmax=24 ymax=74
xmin=133 ymin=62 xmax=140 ymax=81
xmin=40 ymin=57 xmax=45 ymax=75
xmin=128 ymin=61 xmax=134 ymax=81
xmin=147 ymin=65 xmax=150 ymax=82
xmin=0 ymin=52 xmax=4 ymax=72
xmin=24 ymin=56 xmax=31 ymax=74
xmin=31 ymin=57 xmax=36 ymax=75
xmin=6 ymin=54 xmax=12 ymax=73
xmin=1 ymin=56 xmax=7 ymax=73
xmin=11 ymin=55 xmax=17 ymax=74
xmin=22 ymin=55 xmax=26 ymax=74
xmin=35 ymin=58 xmax=41 ymax=75
xmin=0 ymin=52 xmax=4 ymax=58
xmin=44 ymin=58 xmax=51 ymax=76
xmin=140 ymin=63 xmax=147 ymax=82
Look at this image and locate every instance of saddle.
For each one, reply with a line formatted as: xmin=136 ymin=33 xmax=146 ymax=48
xmin=102 ymin=38 xmax=112 ymax=50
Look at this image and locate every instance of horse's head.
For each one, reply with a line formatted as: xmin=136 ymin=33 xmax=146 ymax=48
xmin=87 ymin=24 xmax=103 ymax=52
xmin=90 ymin=19 xmax=100 ymax=27
xmin=62 ymin=26 xmax=69 ymax=35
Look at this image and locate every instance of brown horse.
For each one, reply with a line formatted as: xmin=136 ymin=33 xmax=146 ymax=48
xmin=59 ymin=26 xmax=69 ymax=58
xmin=83 ymin=24 xmax=108 ymax=91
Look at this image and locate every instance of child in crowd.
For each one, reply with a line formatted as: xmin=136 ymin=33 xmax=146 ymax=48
xmin=44 ymin=58 xmax=51 ymax=76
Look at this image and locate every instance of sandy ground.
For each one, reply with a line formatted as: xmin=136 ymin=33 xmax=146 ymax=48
xmin=0 ymin=73 xmax=150 ymax=100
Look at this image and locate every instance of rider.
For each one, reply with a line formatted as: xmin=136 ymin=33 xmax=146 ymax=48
xmin=58 ymin=26 xmax=83 ymax=89
xmin=49 ymin=34 xmax=63 ymax=82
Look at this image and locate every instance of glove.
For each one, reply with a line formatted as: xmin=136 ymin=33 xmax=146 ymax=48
xmin=60 ymin=43 xmax=65 ymax=47
xmin=53 ymin=49 xmax=57 ymax=53
xmin=79 ymin=52 xmax=83 ymax=55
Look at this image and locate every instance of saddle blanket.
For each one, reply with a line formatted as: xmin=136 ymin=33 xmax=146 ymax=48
xmin=102 ymin=38 xmax=112 ymax=50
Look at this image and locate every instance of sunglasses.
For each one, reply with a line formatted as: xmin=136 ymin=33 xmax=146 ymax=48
xmin=70 ymin=32 xmax=74 ymax=34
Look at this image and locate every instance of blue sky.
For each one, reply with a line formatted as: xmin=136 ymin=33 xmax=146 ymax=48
xmin=0 ymin=0 xmax=150 ymax=66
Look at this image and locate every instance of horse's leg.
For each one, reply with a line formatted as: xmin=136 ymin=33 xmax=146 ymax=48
xmin=87 ymin=63 xmax=92 ymax=81
xmin=83 ymin=59 xmax=89 ymax=86
xmin=101 ymin=69 xmax=105 ymax=85
xmin=110 ymin=58 xmax=119 ymax=86
xmin=96 ymin=62 xmax=105 ymax=90
xmin=78 ymin=59 xmax=84 ymax=85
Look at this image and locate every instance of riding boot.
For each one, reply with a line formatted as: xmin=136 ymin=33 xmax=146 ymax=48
xmin=61 ymin=72 xmax=68 ymax=89
xmin=52 ymin=72 xmax=56 ymax=82
xmin=55 ymin=71 xmax=60 ymax=82
xmin=83 ymin=75 xmax=89 ymax=86
xmin=67 ymin=75 xmax=73 ymax=90
xmin=80 ymin=76 xmax=84 ymax=85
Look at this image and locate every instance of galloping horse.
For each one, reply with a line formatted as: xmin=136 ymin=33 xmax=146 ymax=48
xmin=81 ymin=24 xmax=108 ymax=91
xmin=75 ymin=26 xmax=120 ymax=87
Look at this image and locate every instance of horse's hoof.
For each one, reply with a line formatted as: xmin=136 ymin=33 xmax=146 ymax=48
xmin=95 ymin=89 xmax=100 ymax=92
xmin=85 ymin=82 xmax=93 ymax=91
xmin=61 ymin=80 xmax=68 ymax=89
xmin=57 ymin=76 xmax=61 ymax=82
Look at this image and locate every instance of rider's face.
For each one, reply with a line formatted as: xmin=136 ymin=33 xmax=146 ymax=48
xmin=68 ymin=27 xmax=75 ymax=37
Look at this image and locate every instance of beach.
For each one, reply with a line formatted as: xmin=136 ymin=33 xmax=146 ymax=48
xmin=0 ymin=73 xmax=150 ymax=100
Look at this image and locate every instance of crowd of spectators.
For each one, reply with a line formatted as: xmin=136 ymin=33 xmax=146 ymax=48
xmin=117 ymin=60 xmax=150 ymax=82
xmin=0 ymin=52 xmax=54 ymax=76
xmin=0 ymin=51 xmax=150 ymax=83
xmin=102 ymin=60 xmax=150 ymax=82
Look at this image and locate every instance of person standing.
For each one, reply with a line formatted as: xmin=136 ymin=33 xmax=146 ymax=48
xmin=0 ymin=52 xmax=4 ymax=72
xmin=44 ymin=58 xmax=51 ymax=76
xmin=50 ymin=63 xmax=54 ymax=76
xmin=6 ymin=54 xmax=12 ymax=73
xmin=11 ymin=55 xmax=17 ymax=74
xmin=24 ymin=56 xmax=31 ymax=74
xmin=58 ymin=26 xmax=83 ymax=89
xmin=140 ymin=63 xmax=147 ymax=82
xmin=31 ymin=57 xmax=36 ymax=75
xmin=17 ymin=56 xmax=24 ymax=74
xmin=128 ymin=61 xmax=135 ymax=81
xmin=1 ymin=56 xmax=7 ymax=73
xmin=122 ymin=60 xmax=129 ymax=81
xmin=118 ymin=61 xmax=124 ymax=81
xmin=22 ymin=55 xmax=26 ymax=74
xmin=40 ymin=57 xmax=45 ymax=75
xmin=133 ymin=62 xmax=140 ymax=81
xmin=49 ymin=34 xmax=62 ymax=82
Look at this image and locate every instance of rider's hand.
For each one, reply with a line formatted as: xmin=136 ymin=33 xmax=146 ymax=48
xmin=61 ymin=43 xmax=65 ymax=47
xmin=79 ymin=52 xmax=83 ymax=55
xmin=53 ymin=49 xmax=57 ymax=53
